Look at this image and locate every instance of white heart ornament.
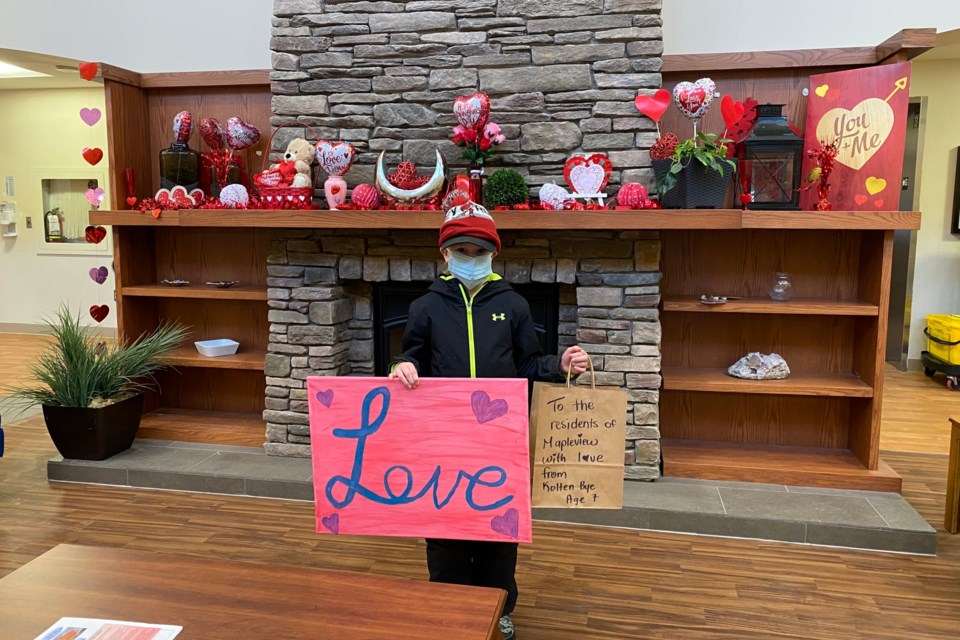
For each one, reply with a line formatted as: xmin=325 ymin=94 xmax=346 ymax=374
xmin=568 ymin=164 xmax=606 ymax=195
xmin=539 ymin=183 xmax=570 ymax=210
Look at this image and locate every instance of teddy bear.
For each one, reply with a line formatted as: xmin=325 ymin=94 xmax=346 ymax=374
xmin=255 ymin=137 xmax=314 ymax=189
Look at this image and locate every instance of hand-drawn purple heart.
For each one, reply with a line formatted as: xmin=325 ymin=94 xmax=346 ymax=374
xmin=321 ymin=513 xmax=340 ymax=534
xmin=471 ymin=390 xmax=508 ymax=424
xmin=80 ymin=107 xmax=101 ymax=126
xmin=89 ymin=266 xmax=108 ymax=285
xmin=490 ymin=508 xmax=519 ymax=538
xmin=315 ymin=389 xmax=334 ymax=408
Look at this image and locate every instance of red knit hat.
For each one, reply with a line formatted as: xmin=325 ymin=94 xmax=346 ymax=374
xmin=439 ymin=200 xmax=501 ymax=253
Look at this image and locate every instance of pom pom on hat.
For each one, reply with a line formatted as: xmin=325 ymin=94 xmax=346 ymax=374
xmin=439 ymin=200 xmax=501 ymax=253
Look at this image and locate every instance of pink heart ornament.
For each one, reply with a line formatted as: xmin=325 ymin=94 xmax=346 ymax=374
xmin=490 ymin=508 xmax=519 ymax=538
xmin=89 ymin=266 xmax=108 ymax=285
xmin=315 ymin=140 xmax=356 ymax=177
xmin=80 ymin=107 xmax=101 ymax=127
xmin=673 ymin=77 xmax=717 ymax=122
xmin=538 ymin=183 xmax=570 ymax=210
xmin=85 ymin=187 xmax=105 ymax=207
xmin=471 ymin=390 xmax=509 ymax=424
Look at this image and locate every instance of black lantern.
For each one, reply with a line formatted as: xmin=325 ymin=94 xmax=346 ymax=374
xmin=742 ymin=104 xmax=804 ymax=210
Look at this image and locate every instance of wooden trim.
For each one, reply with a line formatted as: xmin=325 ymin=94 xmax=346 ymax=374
xmin=876 ymin=28 xmax=937 ymax=64
xmin=662 ymin=368 xmax=874 ymax=398
xmin=89 ymin=209 xmax=921 ymax=231
xmin=947 ymin=419 xmax=960 ymax=534
xmin=160 ymin=346 xmax=266 ymax=371
xmin=121 ymin=284 xmax=268 ymax=301
xmin=139 ymin=70 xmax=271 ymax=89
xmin=662 ymin=296 xmax=879 ymax=316
xmin=98 ymin=63 xmax=141 ymax=88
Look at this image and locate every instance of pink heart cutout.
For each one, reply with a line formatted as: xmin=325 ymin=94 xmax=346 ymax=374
xmin=80 ymin=107 xmax=101 ymax=127
xmin=89 ymin=266 xmax=108 ymax=285
xmin=85 ymin=187 xmax=105 ymax=207
xmin=471 ymin=390 xmax=508 ymax=424
xmin=315 ymin=389 xmax=334 ymax=408
xmin=321 ymin=513 xmax=340 ymax=534
xmin=490 ymin=508 xmax=519 ymax=538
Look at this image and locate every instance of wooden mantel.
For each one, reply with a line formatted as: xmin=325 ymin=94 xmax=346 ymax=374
xmin=90 ymin=209 xmax=922 ymax=231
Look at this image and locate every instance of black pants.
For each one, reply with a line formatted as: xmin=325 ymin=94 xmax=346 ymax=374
xmin=426 ymin=539 xmax=518 ymax=615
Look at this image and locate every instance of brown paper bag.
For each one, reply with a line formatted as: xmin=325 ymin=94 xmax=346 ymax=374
xmin=530 ymin=360 xmax=627 ymax=509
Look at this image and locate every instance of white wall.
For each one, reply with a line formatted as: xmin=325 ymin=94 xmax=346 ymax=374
xmin=0 ymin=88 xmax=117 ymax=331
xmin=662 ymin=1 xmax=960 ymax=54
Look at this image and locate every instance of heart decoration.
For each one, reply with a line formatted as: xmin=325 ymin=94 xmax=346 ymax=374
xmin=739 ymin=194 xmax=753 ymax=206
xmin=85 ymin=225 xmax=107 ymax=244
xmin=225 ymin=116 xmax=261 ymax=151
xmin=563 ymin=154 xmax=612 ymax=196
xmin=82 ymin=147 xmax=104 ymax=166
xmin=321 ymin=513 xmax=340 ymax=534
xmin=315 ymin=140 xmax=357 ymax=177
xmin=78 ymin=62 xmax=98 ymax=81
xmin=452 ymin=92 xmax=491 ymax=132
xmin=538 ymin=183 xmax=571 ymax=210
xmin=815 ymin=84 xmax=830 ymax=98
xmin=490 ymin=508 xmax=519 ymax=539
xmin=816 ymin=98 xmax=894 ymax=170
xmin=89 ymin=305 xmax=110 ymax=323
xmin=85 ymin=187 xmax=106 ymax=207
xmin=126 ymin=196 xmax=138 ymax=207
xmin=471 ymin=390 xmax=508 ymax=424
xmin=634 ymin=88 xmax=671 ymax=123
xmin=874 ymin=199 xmax=884 ymax=208
xmin=673 ymin=77 xmax=716 ymax=122
xmin=315 ymin=389 xmax=334 ymax=408
xmin=172 ymin=111 xmax=193 ymax=145
xmin=199 ymin=118 xmax=226 ymax=151
xmin=80 ymin=107 xmax=101 ymax=127
xmin=854 ymin=194 xmax=869 ymax=206
xmin=89 ymin=266 xmax=109 ymax=285
xmin=154 ymin=186 xmax=201 ymax=209
xmin=152 ymin=209 xmax=162 ymax=219
xmin=720 ymin=95 xmax=745 ymax=130
xmin=865 ymin=176 xmax=887 ymax=196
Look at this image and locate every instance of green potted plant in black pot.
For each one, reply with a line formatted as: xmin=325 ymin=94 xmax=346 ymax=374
xmin=7 ymin=305 xmax=186 ymax=460
xmin=652 ymin=131 xmax=736 ymax=209
xmin=483 ymin=168 xmax=529 ymax=210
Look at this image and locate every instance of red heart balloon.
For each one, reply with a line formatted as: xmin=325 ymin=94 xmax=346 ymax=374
xmin=225 ymin=116 xmax=261 ymax=151
xmin=82 ymin=147 xmax=104 ymax=166
xmin=78 ymin=62 xmax=98 ymax=81
xmin=452 ymin=92 xmax=491 ymax=131
xmin=199 ymin=118 xmax=226 ymax=151
xmin=563 ymin=154 xmax=612 ymax=195
xmin=89 ymin=305 xmax=110 ymax=323
xmin=634 ymin=89 xmax=671 ymax=124
xmin=720 ymin=95 xmax=745 ymax=130
xmin=84 ymin=225 xmax=107 ymax=244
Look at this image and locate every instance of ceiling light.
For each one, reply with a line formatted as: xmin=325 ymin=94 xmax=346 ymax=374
xmin=0 ymin=61 xmax=50 ymax=79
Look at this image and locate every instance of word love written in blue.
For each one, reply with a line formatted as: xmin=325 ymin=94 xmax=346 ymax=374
xmin=324 ymin=386 xmax=514 ymax=512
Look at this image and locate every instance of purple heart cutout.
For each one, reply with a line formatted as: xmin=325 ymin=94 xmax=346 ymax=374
xmin=321 ymin=513 xmax=340 ymax=534
xmin=490 ymin=508 xmax=519 ymax=539
xmin=80 ymin=107 xmax=101 ymax=127
xmin=315 ymin=389 xmax=334 ymax=408
xmin=89 ymin=266 xmax=108 ymax=285
xmin=471 ymin=390 xmax=508 ymax=424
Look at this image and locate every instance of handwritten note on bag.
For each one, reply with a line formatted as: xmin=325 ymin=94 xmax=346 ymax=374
xmin=308 ymin=377 xmax=532 ymax=543
xmin=530 ymin=382 xmax=627 ymax=509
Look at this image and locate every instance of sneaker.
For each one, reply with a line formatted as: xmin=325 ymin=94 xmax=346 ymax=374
xmin=499 ymin=615 xmax=515 ymax=640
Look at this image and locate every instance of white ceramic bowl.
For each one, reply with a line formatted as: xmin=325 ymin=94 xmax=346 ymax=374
xmin=194 ymin=339 xmax=240 ymax=357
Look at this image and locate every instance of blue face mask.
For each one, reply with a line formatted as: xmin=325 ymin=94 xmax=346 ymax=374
xmin=448 ymin=251 xmax=493 ymax=289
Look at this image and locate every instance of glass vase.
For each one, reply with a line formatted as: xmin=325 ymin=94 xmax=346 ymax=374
xmin=768 ymin=272 xmax=794 ymax=302
xmin=469 ymin=165 xmax=484 ymax=206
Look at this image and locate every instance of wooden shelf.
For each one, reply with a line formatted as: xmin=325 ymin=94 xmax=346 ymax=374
xmin=138 ymin=407 xmax=265 ymax=447
xmin=662 ymin=367 xmax=874 ymax=397
xmin=160 ymin=346 xmax=265 ymax=371
xmin=89 ymin=209 xmax=920 ymax=231
xmin=662 ymin=296 xmax=879 ymax=316
xmin=123 ymin=284 xmax=268 ymax=301
xmin=661 ymin=439 xmax=902 ymax=492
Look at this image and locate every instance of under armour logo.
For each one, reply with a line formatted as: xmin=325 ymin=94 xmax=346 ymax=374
xmin=492 ymin=313 xmax=506 ymax=321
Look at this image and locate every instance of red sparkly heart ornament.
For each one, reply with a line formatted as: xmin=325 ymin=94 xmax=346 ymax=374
xmin=78 ymin=62 xmax=98 ymax=81
xmin=85 ymin=225 xmax=107 ymax=244
xmin=89 ymin=305 xmax=110 ymax=323
xmin=82 ymin=147 xmax=104 ymax=166
xmin=563 ymin=154 xmax=612 ymax=195
xmin=634 ymin=89 xmax=671 ymax=123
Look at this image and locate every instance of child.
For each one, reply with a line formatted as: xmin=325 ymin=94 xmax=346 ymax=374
xmin=390 ymin=200 xmax=588 ymax=640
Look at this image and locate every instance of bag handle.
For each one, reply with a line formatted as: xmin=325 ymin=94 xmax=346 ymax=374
xmin=565 ymin=352 xmax=596 ymax=390
xmin=924 ymin=327 xmax=960 ymax=346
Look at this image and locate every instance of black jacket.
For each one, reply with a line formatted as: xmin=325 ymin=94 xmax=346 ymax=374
xmin=395 ymin=275 xmax=562 ymax=381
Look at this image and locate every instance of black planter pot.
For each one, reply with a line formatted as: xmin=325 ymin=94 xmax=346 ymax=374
xmin=652 ymin=158 xmax=733 ymax=209
xmin=42 ymin=392 xmax=144 ymax=460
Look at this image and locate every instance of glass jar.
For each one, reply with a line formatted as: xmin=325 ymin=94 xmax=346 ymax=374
xmin=769 ymin=272 xmax=793 ymax=302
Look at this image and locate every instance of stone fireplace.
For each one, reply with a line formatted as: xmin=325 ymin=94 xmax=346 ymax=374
xmin=265 ymin=0 xmax=665 ymax=479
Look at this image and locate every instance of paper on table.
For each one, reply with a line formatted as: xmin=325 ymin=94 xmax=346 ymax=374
xmin=33 ymin=618 xmax=182 ymax=640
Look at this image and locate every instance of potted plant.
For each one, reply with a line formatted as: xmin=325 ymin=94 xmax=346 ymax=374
xmin=652 ymin=131 xmax=736 ymax=209
xmin=7 ymin=305 xmax=186 ymax=460
xmin=483 ymin=168 xmax=529 ymax=209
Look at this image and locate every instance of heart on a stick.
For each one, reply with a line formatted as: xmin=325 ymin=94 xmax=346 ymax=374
xmin=452 ymin=92 xmax=490 ymax=131
xmin=816 ymin=98 xmax=895 ymax=171
xmin=316 ymin=140 xmax=356 ymax=177
xmin=563 ymin=154 xmax=612 ymax=196
xmin=634 ymin=89 xmax=671 ymax=123
xmin=673 ymin=78 xmax=716 ymax=122
xmin=471 ymin=390 xmax=508 ymax=424
xmin=720 ymin=95 xmax=745 ymax=130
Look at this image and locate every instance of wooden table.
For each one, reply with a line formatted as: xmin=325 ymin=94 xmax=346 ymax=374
xmin=0 ymin=544 xmax=505 ymax=639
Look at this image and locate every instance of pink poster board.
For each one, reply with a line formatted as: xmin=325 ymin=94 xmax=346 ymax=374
xmin=307 ymin=376 xmax=532 ymax=543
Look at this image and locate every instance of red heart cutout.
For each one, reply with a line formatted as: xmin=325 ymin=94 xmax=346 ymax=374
xmin=739 ymin=194 xmax=753 ymax=205
xmin=84 ymin=225 xmax=107 ymax=244
xmin=854 ymin=194 xmax=869 ymax=206
xmin=563 ymin=154 xmax=612 ymax=195
xmin=89 ymin=305 xmax=110 ymax=323
xmin=82 ymin=147 xmax=103 ymax=166
xmin=634 ymin=88 xmax=671 ymax=124
xmin=720 ymin=95 xmax=745 ymax=130
xmin=874 ymin=199 xmax=884 ymax=208
xmin=79 ymin=62 xmax=98 ymax=81
xmin=126 ymin=196 xmax=138 ymax=207
xmin=152 ymin=209 xmax=162 ymax=219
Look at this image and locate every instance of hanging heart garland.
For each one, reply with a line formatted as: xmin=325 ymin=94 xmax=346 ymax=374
xmin=84 ymin=225 xmax=107 ymax=244
xmin=82 ymin=147 xmax=104 ymax=166
xmin=80 ymin=107 xmax=101 ymax=127
xmin=89 ymin=305 xmax=110 ymax=323
xmin=78 ymin=62 xmax=98 ymax=81
xmin=89 ymin=266 xmax=109 ymax=285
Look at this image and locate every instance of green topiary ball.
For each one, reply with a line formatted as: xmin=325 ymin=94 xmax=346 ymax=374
xmin=483 ymin=169 xmax=529 ymax=208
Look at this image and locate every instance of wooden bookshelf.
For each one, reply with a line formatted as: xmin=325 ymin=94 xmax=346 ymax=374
xmin=662 ymin=368 xmax=873 ymax=397
xmin=123 ymin=284 xmax=268 ymax=301
xmin=662 ymin=296 xmax=879 ymax=316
